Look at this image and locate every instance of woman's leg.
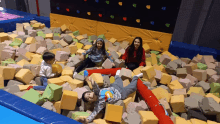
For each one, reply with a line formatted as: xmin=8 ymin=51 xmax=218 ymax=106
xmin=33 ymin=77 xmax=48 ymax=91
xmin=75 ymin=57 xmax=94 ymax=73
xmin=126 ymin=63 xmax=139 ymax=71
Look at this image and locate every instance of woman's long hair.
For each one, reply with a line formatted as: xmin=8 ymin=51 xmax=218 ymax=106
xmin=90 ymin=38 xmax=106 ymax=56
xmin=127 ymin=37 xmax=143 ymax=61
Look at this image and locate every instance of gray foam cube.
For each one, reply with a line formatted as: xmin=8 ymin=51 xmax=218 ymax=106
xmin=199 ymin=97 xmax=220 ymax=115
xmin=194 ymin=81 xmax=211 ymax=93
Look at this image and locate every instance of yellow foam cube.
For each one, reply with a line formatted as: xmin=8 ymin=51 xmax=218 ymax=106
xmin=56 ymin=61 xmax=67 ymax=65
xmin=160 ymin=73 xmax=172 ymax=85
xmin=123 ymin=97 xmax=133 ymax=109
xmin=60 ymin=90 xmax=78 ymax=110
xmin=8 ymin=34 xmax=18 ymax=40
xmin=59 ymin=75 xmax=73 ymax=82
xmin=83 ymin=45 xmax=92 ymax=50
xmin=68 ymin=33 xmax=76 ymax=39
xmin=0 ymin=66 xmax=16 ymax=80
xmin=68 ymin=79 xmax=84 ymax=89
xmin=13 ymin=46 xmax=19 ymax=48
xmin=0 ymin=74 xmax=4 ymax=88
xmin=104 ymin=104 xmax=123 ymax=123
xmin=139 ymin=111 xmax=159 ymax=124
xmin=48 ymin=78 xmax=65 ymax=85
xmin=0 ymin=33 xmax=9 ymax=42
xmin=162 ymin=51 xmax=178 ymax=61
xmin=76 ymin=49 xmax=86 ymax=55
xmin=168 ymin=80 xmax=184 ymax=94
xmin=141 ymin=66 xmax=156 ymax=79
xmin=16 ymin=59 xmax=30 ymax=67
xmin=207 ymin=120 xmax=219 ymax=124
xmin=30 ymin=57 xmax=43 ymax=65
xmin=68 ymin=45 xmax=78 ymax=54
xmin=50 ymin=48 xmax=61 ymax=55
xmin=76 ymin=42 xmax=84 ymax=49
xmin=30 ymin=54 xmax=42 ymax=60
xmin=76 ymin=35 xmax=84 ymax=40
xmin=15 ymin=69 xmax=34 ymax=84
xmin=152 ymin=87 xmax=171 ymax=103
xmin=54 ymin=101 xmax=61 ymax=114
xmin=190 ymin=119 xmax=207 ymax=124
xmin=90 ymin=73 xmax=104 ymax=86
xmin=117 ymin=52 xmax=122 ymax=57
xmin=142 ymin=77 xmax=157 ymax=87
xmin=133 ymin=66 xmax=143 ymax=75
xmin=170 ymin=95 xmax=186 ymax=113
xmin=60 ymin=24 xmax=68 ymax=31
xmin=18 ymin=85 xmax=30 ymax=91
xmin=93 ymin=119 xmax=111 ymax=124
xmin=175 ymin=117 xmax=190 ymax=124
xmin=45 ymin=33 xmax=53 ymax=39
xmin=110 ymin=76 xmax=115 ymax=84
xmin=187 ymin=120 xmax=193 ymax=124
xmin=146 ymin=61 xmax=152 ymax=66
xmin=25 ymin=52 xmax=35 ymax=60
xmin=187 ymin=87 xmax=205 ymax=96
xmin=206 ymin=93 xmax=220 ymax=103
xmin=123 ymin=79 xmax=130 ymax=87
xmin=151 ymin=53 xmax=158 ymax=65
xmin=52 ymin=40 xmax=60 ymax=44
xmin=25 ymin=37 xmax=36 ymax=44
xmin=32 ymin=23 xmax=41 ymax=29
xmin=143 ymin=43 xmax=150 ymax=52
xmin=128 ymin=91 xmax=136 ymax=102
xmin=61 ymin=69 xmax=73 ymax=77
xmin=109 ymin=38 xmax=117 ymax=43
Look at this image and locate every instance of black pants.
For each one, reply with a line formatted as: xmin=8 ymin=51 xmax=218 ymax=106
xmin=126 ymin=62 xmax=139 ymax=71
xmin=75 ymin=57 xmax=96 ymax=73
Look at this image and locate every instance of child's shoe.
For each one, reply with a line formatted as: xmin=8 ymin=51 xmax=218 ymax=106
xmin=27 ymin=86 xmax=34 ymax=90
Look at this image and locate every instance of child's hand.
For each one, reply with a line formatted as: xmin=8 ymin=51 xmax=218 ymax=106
xmin=112 ymin=63 xmax=115 ymax=67
xmin=79 ymin=55 xmax=85 ymax=61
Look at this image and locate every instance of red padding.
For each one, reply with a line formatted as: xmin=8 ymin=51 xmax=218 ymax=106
xmin=36 ymin=0 xmax=40 ymax=16
xmin=85 ymin=68 xmax=173 ymax=124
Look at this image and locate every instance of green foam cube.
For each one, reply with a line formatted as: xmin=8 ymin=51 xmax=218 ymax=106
xmin=9 ymin=38 xmax=23 ymax=47
xmin=88 ymin=39 xmax=93 ymax=43
xmin=73 ymin=39 xmax=78 ymax=43
xmin=98 ymin=34 xmax=105 ymax=40
xmin=53 ymin=33 xmax=60 ymax=36
xmin=71 ymin=54 xmax=76 ymax=57
xmin=21 ymin=89 xmax=42 ymax=104
xmin=163 ymin=64 xmax=166 ymax=68
xmin=172 ymin=112 xmax=179 ymax=117
xmin=158 ymin=62 xmax=162 ymax=66
xmin=210 ymin=82 xmax=220 ymax=94
xmin=197 ymin=63 xmax=207 ymax=70
xmin=37 ymin=31 xmax=46 ymax=38
xmin=78 ymin=71 xmax=84 ymax=76
xmin=150 ymin=51 xmax=160 ymax=55
xmin=1 ymin=58 xmax=16 ymax=66
xmin=86 ymin=54 xmax=88 ymax=58
xmin=41 ymin=84 xmax=62 ymax=102
xmin=71 ymin=112 xmax=90 ymax=119
xmin=73 ymin=30 xmax=80 ymax=36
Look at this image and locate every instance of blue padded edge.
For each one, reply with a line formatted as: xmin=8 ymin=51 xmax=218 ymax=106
xmin=33 ymin=16 xmax=50 ymax=28
xmin=169 ymin=41 xmax=220 ymax=62
xmin=0 ymin=90 xmax=81 ymax=124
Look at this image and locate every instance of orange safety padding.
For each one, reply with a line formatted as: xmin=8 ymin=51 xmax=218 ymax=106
xmin=85 ymin=68 xmax=173 ymax=124
xmin=50 ymin=13 xmax=172 ymax=52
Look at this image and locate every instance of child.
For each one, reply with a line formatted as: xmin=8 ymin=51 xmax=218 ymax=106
xmin=27 ymin=52 xmax=57 ymax=91
xmin=75 ymin=69 xmax=143 ymax=123
xmin=73 ymin=38 xmax=115 ymax=78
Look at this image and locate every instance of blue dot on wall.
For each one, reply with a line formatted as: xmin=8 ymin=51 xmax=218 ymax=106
xmin=77 ymin=10 xmax=80 ymax=13
xmin=56 ymin=7 xmax=60 ymax=10
xmin=162 ymin=7 xmax=166 ymax=10
xmin=150 ymin=21 xmax=154 ymax=25
xmin=95 ymin=0 xmax=99 ymax=3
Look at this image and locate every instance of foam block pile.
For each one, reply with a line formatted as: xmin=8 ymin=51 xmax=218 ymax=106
xmin=1 ymin=20 xmax=220 ymax=124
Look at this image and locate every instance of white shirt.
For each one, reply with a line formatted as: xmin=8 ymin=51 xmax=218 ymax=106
xmin=39 ymin=60 xmax=55 ymax=78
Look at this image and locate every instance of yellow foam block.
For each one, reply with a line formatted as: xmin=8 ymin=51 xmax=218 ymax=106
xmin=25 ymin=52 xmax=35 ymax=60
xmin=133 ymin=66 xmax=143 ymax=75
xmin=128 ymin=91 xmax=136 ymax=102
xmin=123 ymin=79 xmax=130 ymax=87
xmin=123 ymin=97 xmax=133 ymax=109
xmin=146 ymin=61 xmax=152 ymax=66
xmin=76 ymin=42 xmax=84 ymax=49
xmin=50 ymin=48 xmax=61 ymax=55
xmin=151 ymin=53 xmax=158 ymax=65
xmin=30 ymin=57 xmax=43 ymax=65
xmin=0 ymin=74 xmax=4 ymax=88
xmin=18 ymin=85 xmax=30 ymax=91
xmin=56 ymin=61 xmax=67 ymax=66
xmin=142 ymin=77 xmax=157 ymax=87
xmin=30 ymin=54 xmax=42 ymax=60
xmin=60 ymin=24 xmax=68 ymax=31
xmin=207 ymin=120 xmax=219 ymax=124
xmin=68 ymin=33 xmax=76 ymax=39
xmin=76 ymin=35 xmax=84 ymax=40
xmin=60 ymin=90 xmax=78 ymax=110
xmin=93 ymin=119 xmax=111 ymax=124
xmin=104 ymin=104 xmax=123 ymax=123
xmin=162 ymin=51 xmax=178 ymax=61
xmin=61 ymin=69 xmax=73 ymax=77
xmin=15 ymin=69 xmax=34 ymax=84
xmin=16 ymin=59 xmax=30 ymax=67
xmin=143 ymin=43 xmax=150 ymax=52
xmin=110 ymin=76 xmax=115 ymax=84
xmin=139 ymin=111 xmax=159 ymax=124
xmin=141 ymin=66 xmax=156 ymax=79
xmin=52 ymin=40 xmax=60 ymax=44
xmin=48 ymin=78 xmax=65 ymax=85
xmin=170 ymin=95 xmax=186 ymax=113
xmin=206 ymin=93 xmax=220 ymax=103
xmin=175 ymin=117 xmax=190 ymax=124
xmin=90 ymin=73 xmax=104 ymax=86
xmin=83 ymin=45 xmax=92 ymax=50
xmin=117 ymin=52 xmax=122 ymax=57
xmin=187 ymin=87 xmax=205 ymax=96
xmin=168 ymin=80 xmax=184 ymax=94
xmin=59 ymin=75 xmax=73 ymax=82
xmin=8 ymin=34 xmax=18 ymax=40
xmin=0 ymin=66 xmax=16 ymax=80
xmin=25 ymin=37 xmax=36 ymax=44
xmin=160 ymin=73 xmax=172 ymax=85
xmin=190 ymin=119 xmax=207 ymax=124
xmin=45 ymin=33 xmax=53 ymax=39
xmin=109 ymin=38 xmax=117 ymax=43
xmin=68 ymin=45 xmax=78 ymax=54
xmin=76 ymin=49 xmax=86 ymax=55
xmin=0 ymin=33 xmax=9 ymax=42
xmin=187 ymin=120 xmax=193 ymax=124
xmin=54 ymin=101 xmax=61 ymax=114
xmin=152 ymin=87 xmax=171 ymax=103
xmin=68 ymin=79 xmax=84 ymax=89
xmin=32 ymin=23 xmax=41 ymax=28
xmin=13 ymin=46 xmax=19 ymax=48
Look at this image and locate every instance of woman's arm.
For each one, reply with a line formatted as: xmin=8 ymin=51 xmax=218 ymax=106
xmin=139 ymin=48 xmax=146 ymax=66
xmin=121 ymin=48 xmax=128 ymax=61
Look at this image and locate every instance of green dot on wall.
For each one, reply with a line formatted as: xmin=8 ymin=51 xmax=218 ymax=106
xmin=165 ymin=23 xmax=170 ymax=27
xmin=106 ymin=1 xmax=109 ymax=4
xmin=133 ymin=4 xmax=137 ymax=8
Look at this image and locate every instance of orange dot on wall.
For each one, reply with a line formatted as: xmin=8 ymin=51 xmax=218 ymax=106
xmin=66 ymin=8 xmax=70 ymax=12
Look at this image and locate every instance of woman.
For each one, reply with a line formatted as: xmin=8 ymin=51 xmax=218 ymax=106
xmin=120 ymin=37 xmax=146 ymax=71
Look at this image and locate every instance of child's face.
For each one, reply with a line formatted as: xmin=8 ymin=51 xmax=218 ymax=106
xmin=85 ymin=92 xmax=96 ymax=102
xmin=47 ymin=58 xmax=55 ymax=65
xmin=134 ymin=39 xmax=141 ymax=49
xmin=96 ymin=41 xmax=103 ymax=49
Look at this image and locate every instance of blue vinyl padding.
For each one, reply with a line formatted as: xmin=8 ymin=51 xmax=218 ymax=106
xmin=0 ymin=90 xmax=81 ymax=124
xmin=169 ymin=41 xmax=220 ymax=62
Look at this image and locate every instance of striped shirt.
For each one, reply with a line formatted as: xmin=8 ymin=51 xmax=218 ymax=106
xmin=87 ymin=82 xmax=121 ymax=122
xmin=82 ymin=47 xmax=113 ymax=63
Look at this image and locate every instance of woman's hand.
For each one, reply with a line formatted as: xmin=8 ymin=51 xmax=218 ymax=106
xmin=75 ymin=117 xmax=88 ymax=124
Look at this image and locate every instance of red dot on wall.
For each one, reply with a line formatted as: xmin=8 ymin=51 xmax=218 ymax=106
xmin=66 ymin=8 xmax=70 ymax=12
xmin=123 ymin=17 xmax=127 ymax=21
xmin=99 ymin=14 xmax=102 ymax=17
xmin=84 ymin=0 xmax=87 ymax=1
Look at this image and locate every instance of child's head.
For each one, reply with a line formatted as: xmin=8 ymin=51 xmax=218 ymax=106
xmin=42 ymin=52 xmax=55 ymax=64
xmin=95 ymin=38 xmax=105 ymax=50
xmin=131 ymin=37 xmax=143 ymax=49
xmin=82 ymin=91 xmax=97 ymax=103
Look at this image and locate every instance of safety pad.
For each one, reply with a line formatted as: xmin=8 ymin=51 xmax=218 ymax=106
xmin=50 ymin=13 xmax=172 ymax=52
xmin=199 ymin=46 xmax=218 ymax=59
xmin=0 ymin=90 xmax=81 ymax=124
